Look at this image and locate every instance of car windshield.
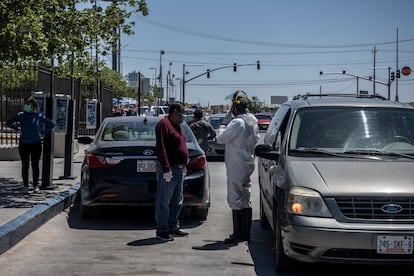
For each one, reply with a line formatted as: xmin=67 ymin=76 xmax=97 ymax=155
xmin=289 ymin=107 xmax=414 ymax=154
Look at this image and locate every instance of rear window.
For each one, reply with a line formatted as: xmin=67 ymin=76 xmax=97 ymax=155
xmin=209 ymin=116 xmax=225 ymax=129
xmin=101 ymin=120 xmax=193 ymax=143
xmin=101 ymin=121 xmax=157 ymax=141
xmin=255 ymin=114 xmax=272 ymax=120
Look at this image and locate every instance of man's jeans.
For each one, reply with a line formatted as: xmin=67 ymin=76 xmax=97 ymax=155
xmin=155 ymin=162 xmax=186 ymax=234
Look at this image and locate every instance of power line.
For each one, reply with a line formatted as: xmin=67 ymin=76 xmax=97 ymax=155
xmin=135 ymin=16 xmax=414 ymax=49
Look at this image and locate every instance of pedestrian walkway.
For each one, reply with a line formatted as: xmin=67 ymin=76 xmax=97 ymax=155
xmin=0 ymin=143 xmax=87 ymax=255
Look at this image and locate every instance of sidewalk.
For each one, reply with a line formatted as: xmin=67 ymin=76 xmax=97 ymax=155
xmin=0 ymin=143 xmax=87 ymax=255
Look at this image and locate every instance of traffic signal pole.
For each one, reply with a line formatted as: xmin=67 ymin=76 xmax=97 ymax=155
xmin=182 ymin=61 xmax=260 ymax=103
xmin=320 ymin=70 xmax=390 ymax=99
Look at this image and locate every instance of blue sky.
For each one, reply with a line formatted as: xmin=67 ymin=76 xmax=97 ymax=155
xmin=112 ymin=0 xmax=414 ymax=106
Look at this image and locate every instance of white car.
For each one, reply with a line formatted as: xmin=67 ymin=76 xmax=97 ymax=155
xmin=206 ymin=113 xmax=232 ymax=159
xmin=144 ymin=106 xmax=169 ymax=117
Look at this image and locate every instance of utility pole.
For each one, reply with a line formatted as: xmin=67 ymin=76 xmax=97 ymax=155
xmin=159 ymin=50 xmax=164 ymax=103
xmin=102 ymin=0 xmax=127 ymax=73
xmin=395 ymin=28 xmax=399 ymax=101
xmin=372 ymin=46 xmax=377 ymax=95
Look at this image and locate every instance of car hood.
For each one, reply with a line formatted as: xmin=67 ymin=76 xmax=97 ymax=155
xmin=287 ymin=158 xmax=414 ymax=196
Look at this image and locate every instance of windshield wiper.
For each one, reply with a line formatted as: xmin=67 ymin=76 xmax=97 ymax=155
xmin=343 ymin=149 xmax=414 ymax=160
xmin=292 ymin=148 xmax=383 ymax=160
xmin=291 ymin=148 xmax=345 ymax=157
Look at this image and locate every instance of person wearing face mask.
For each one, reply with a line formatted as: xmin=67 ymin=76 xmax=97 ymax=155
xmin=216 ymin=90 xmax=259 ymax=245
xmin=6 ymin=95 xmax=55 ymax=194
xmin=154 ymin=101 xmax=189 ymax=241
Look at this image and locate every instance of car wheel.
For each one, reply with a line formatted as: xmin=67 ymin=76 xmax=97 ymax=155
xmin=79 ymin=190 xmax=97 ymax=219
xmin=273 ymin=199 xmax=295 ymax=272
xmin=79 ymin=203 xmax=97 ymax=219
xmin=191 ymin=207 xmax=209 ymax=220
xmin=259 ymin=190 xmax=270 ymax=228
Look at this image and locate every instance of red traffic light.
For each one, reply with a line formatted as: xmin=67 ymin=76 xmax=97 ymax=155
xmin=402 ymin=66 xmax=411 ymax=76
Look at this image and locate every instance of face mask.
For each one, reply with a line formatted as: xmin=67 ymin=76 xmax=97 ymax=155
xmin=181 ymin=114 xmax=185 ymax=123
xmin=23 ymin=104 xmax=32 ymax=112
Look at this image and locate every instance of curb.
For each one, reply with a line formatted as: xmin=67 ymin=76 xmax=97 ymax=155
xmin=0 ymin=183 xmax=80 ymax=255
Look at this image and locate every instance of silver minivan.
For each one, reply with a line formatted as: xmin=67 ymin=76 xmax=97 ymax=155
xmin=255 ymin=94 xmax=414 ymax=272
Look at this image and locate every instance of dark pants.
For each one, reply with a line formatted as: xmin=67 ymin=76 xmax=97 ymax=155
xmin=18 ymin=140 xmax=42 ymax=187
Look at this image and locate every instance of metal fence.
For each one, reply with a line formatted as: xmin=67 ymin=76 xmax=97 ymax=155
xmin=0 ymin=65 xmax=113 ymax=148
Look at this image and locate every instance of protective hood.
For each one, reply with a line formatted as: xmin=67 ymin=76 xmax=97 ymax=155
xmin=239 ymin=113 xmax=258 ymax=127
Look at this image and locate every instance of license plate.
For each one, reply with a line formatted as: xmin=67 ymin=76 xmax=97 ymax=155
xmin=137 ymin=160 xmax=155 ymax=172
xmin=377 ymin=235 xmax=413 ymax=254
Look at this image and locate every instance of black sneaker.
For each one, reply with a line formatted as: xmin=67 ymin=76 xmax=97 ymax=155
xmin=169 ymin=229 xmax=189 ymax=237
xmin=156 ymin=232 xmax=174 ymax=241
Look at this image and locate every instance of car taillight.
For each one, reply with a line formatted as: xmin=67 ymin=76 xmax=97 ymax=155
xmin=187 ymin=155 xmax=206 ymax=170
xmin=87 ymin=154 xmax=121 ymax=168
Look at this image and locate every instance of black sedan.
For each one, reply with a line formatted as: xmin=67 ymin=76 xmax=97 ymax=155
xmin=79 ymin=116 xmax=210 ymax=219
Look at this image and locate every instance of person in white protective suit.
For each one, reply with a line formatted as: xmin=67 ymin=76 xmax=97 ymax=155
xmin=216 ymin=90 xmax=259 ymax=245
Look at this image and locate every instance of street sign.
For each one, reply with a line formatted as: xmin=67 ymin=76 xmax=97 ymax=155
xmin=402 ymin=66 xmax=411 ymax=76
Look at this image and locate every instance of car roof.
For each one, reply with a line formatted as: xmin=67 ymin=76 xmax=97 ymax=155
xmin=102 ymin=115 xmax=162 ymax=124
xmin=286 ymin=94 xmax=413 ymax=110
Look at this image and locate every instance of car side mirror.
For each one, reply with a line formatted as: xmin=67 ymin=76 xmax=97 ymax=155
xmin=254 ymin=144 xmax=280 ymax=160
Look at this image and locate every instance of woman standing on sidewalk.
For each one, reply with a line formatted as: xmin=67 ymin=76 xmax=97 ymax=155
xmin=6 ymin=96 xmax=55 ymax=194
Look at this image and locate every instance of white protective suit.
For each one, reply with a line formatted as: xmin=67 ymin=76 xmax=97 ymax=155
xmin=216 ymin=113 xmax=259 ymax=210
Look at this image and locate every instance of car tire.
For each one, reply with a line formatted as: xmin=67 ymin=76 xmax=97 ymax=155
xmin=80 ymin=203 xmax=97 ymax=219
xmin=259 ymin=190 xmax=270 ymax=228
xmin=191 ymin=207 xmax=209 ymax=220
xmin=79 ymin=190 xmax=97 ymax=219
xmin=273 ymin=199 xmax=296 ymax=272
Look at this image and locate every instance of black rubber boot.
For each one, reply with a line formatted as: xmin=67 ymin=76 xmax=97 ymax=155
xmin=224 ymin=210 xmax=242 ymax=245
xmin=239 ymin=208 xmax=252 ymax=242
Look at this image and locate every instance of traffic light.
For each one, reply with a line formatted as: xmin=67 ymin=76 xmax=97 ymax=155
xmin=233 ymin=63 xmax=237 ymax=72
xmin=390 ymin=72 xmax=395 ymax=81
xmin=206 ymin=69 xmax=210 ymax=78
xmin=257 ymin=61 xmax=260 ymax=70
xmin=397 ymin=69 xmax=401 ymax=78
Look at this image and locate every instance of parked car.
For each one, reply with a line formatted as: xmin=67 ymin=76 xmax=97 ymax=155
xmin=144 ymin=105 xmax=169 ymax=117
xmin=254 ymin=93 xmax=414 ymax=272
xmin=255 ymin=112 xmax=273 ymax=130
xmin=79 ymin=116 xmax=210 ymax=220
xmin=205 ymin=113 xmax=229 ymax=158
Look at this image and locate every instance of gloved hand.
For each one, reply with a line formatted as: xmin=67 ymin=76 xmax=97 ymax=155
xmin=163 ymin=171 xmax=173 ymax=182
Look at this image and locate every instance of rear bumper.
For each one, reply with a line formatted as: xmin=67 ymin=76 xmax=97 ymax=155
xmin=80 ymin=170 xmax=210 ymax=208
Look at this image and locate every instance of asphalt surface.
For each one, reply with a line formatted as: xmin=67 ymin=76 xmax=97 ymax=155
xmin=0 ymin=143 xmax=86 ymax=255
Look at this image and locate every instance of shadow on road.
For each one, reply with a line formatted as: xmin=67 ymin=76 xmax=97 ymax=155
xmin=67 ymin=202 xmax=205 ymax=232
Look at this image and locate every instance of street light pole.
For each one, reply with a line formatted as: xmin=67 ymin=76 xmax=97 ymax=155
xmin=182 ymin=64 xmax=185 ymax=103
xmin=166 ymin=62 xmax=172 ymax=103
xmin=159 ymin=50 xmax=164 ymax=102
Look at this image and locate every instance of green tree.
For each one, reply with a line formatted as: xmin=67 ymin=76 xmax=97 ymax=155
xmin=0 ymin=0 xmax=148 ymax=76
